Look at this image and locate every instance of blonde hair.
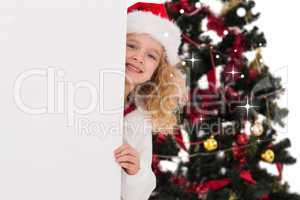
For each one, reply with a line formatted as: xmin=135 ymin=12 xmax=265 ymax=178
xmin=129 ymin=51 xmax=187 ymax=135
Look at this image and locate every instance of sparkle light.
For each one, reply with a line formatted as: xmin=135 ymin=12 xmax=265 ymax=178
xmin=226 ymin=67 xmax=241 ymax=79
xmin=236 ymin=97 xmax=259 ymax=117
xmin=184 ymin=53 xmax=201 ymax=68
xmin=199 ymin=116 xmax=203 ymax=121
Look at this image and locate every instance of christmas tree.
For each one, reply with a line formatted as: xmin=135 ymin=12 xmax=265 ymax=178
xmin=150 ymin=0 xmax=300 ymax=199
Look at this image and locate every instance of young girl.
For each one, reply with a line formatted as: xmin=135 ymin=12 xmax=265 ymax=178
xmin=113 ymin=2 xmax=186 ymax=200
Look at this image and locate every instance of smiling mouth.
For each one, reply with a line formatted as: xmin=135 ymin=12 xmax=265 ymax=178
xmin=126 ymin=64 xmax=143 ymax=73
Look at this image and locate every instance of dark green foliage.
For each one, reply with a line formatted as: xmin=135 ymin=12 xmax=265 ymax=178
xmin=150 ymin=1 xmax=299 ymax=199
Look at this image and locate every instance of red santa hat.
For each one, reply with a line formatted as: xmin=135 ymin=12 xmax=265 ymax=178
xmin=127 ymin=2 xmax=182 ymax=66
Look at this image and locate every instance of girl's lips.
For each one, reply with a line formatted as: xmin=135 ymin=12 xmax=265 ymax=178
xmin=126 ymin=64 xmax=143 ymax=73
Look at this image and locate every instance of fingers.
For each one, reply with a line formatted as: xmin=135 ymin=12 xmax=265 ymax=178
xmin=115 ymin=148 xmax=137 ymax=159
xmin=114 ymin=143 xmax=140 ymax=175
xmin=114 ymin=144 xmax=138 ymax=158
xmin=114 ymin=144 xmax=129 ymax=155
xmin=119 ymin=162 xmax=140 ymax=175
xmin=116 ymin=154 xmax=137 ymax=164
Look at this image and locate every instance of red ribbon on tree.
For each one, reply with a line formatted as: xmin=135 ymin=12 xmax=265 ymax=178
xmin=276 ymin=163 xmax=284 ymax=181
xmin=174 ymin=128 xmax=188 ymax=151
xmin=186 ymin=170 xmax=256 ymax=194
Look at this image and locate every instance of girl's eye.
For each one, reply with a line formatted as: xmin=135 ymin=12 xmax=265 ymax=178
xmin=127 ymin=44 xmax=136 ymax=49
xmin=148 ymin=54 xmax=157 ymax=60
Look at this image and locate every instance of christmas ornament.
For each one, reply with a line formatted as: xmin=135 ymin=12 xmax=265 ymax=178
xmin=229 ymin=191 xmax=238 ymax=200
xmin=235 ymin=133 xmax=249 ymax=145
xmin=261 ymin=149 xmax=275 ymax=163
xmin=251 ymin=121 xmax=264 ymax=136
xmin=204 ymin=136 xmax=218 ymax=151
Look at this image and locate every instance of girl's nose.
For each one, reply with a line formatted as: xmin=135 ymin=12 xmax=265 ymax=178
xmin=133 ymin=51 xmax=144 ymax=64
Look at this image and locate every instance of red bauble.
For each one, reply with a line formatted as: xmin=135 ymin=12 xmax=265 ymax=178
xmin=235 ymin=133 xmax=249 ymax=145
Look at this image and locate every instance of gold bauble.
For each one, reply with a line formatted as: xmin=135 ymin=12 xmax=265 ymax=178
xmin=228 ymin=191 xmax=237 ymax=200
xmin=203 ymin=137 xmax=218 ymax=152
xmin=261 ymin=149 xmax=275 ymax=163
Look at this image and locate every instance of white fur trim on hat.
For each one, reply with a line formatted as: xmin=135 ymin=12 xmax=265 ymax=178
xmin=127 ymin=11 xmax=182 ymax=66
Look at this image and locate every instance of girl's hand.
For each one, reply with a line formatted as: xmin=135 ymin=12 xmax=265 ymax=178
xmin=114 ymin=143 xmax=140 ymax=175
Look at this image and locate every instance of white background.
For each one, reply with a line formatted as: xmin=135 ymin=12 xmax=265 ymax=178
xmin=0 ymin=1 xmax=127 ymax=199
xmin=127 ymin=0 xmax=300 ymax=193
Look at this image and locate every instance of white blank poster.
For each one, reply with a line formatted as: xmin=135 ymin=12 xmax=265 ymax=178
xmin=0 ymin=1 xmax=127 ymax=199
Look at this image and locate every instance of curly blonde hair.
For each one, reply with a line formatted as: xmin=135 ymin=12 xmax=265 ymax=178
xmin=128 ymin=51 xmax=187 ymax=135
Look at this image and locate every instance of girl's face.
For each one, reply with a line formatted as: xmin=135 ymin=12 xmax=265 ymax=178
xmin=125 ymin=33 xmax=164 ymax=87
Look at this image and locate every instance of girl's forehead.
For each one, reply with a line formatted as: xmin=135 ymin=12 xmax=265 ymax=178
xmin=127 ymin=33 xmax=153 ymax=42
xmin=127 ymin=33 xmax=164 ymax=53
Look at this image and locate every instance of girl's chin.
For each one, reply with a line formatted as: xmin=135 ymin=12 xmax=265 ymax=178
xmin=125 ymin=71 xmax=140 ymax=82
xmin=125 ymin=74 xmax=138 ymax=85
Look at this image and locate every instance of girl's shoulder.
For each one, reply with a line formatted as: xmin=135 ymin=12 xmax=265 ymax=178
xmin=123 ymin=107 xmax=153 ymax=147
xmin=124 ymin=107 xmax=152 ymax=131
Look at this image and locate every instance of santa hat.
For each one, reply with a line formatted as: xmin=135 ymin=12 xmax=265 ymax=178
xmin=127 ymin=2 xmax=182 ymax=66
